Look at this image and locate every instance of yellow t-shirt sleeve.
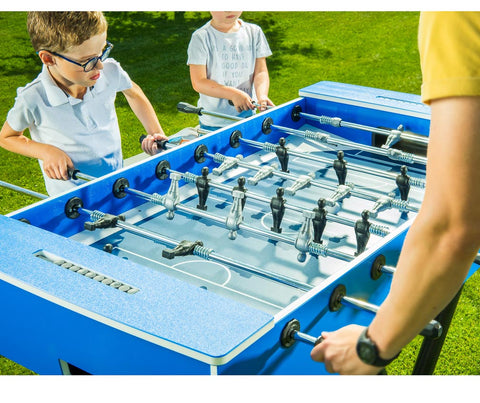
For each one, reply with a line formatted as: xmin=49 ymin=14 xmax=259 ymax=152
xmin=419 ymin=11 xmax=480 ymax=104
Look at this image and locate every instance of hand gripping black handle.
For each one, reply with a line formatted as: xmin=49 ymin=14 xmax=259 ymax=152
xmin=177 ymin=102 xmax=204 ymax=115
xmin=139 ymin=135 xmax=169 ymax=150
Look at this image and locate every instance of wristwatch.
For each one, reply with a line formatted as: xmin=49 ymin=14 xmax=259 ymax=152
xmin=356 ymin=327 xmax=399 ymax=367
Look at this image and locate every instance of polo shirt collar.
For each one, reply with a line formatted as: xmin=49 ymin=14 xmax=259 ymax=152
xmin=40 ymin=64 xmax=109 ymax=106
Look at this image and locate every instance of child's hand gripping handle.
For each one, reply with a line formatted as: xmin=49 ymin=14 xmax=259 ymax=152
xmin=139 ymin=135 xmax=169 ymax=150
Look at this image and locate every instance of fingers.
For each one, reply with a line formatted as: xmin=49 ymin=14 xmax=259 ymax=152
xmin=141 ymin=133 xmax=168 ymax=156
xmin=141 ymin=135 xmax=157 ymax=155
xmin=309 ymin=325 xmax=378 ymax=375
xmin=234 ymin=100 xmax=254 ymax=112
xmin=310 ymin=331 xmax=329 ymax=363
xmin=230 ymin=92 xmax=255 ymax=112
xmin=43 ymin=150 xmax=74 ymax=180
xmin=257 ymin=98 xmax=274 ymax=111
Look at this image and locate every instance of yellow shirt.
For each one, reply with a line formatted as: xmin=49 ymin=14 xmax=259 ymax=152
xmin=419 ymin=11 xmax=480 ymax=104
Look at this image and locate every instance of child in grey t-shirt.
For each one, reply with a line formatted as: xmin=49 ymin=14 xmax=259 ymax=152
xmin=187 ymin=12 xmax=274 ymax=130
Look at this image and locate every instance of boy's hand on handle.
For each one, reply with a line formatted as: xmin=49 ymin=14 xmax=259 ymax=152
xmin=141 ymin=133 xmax=168 ymax=155
xmin=230 ymin=90 xmax=255 ymax=112
xmin=41 ymin=145 xmax=74 ymax=181
xmin=257 ymin=97 xmax=275 ymax=111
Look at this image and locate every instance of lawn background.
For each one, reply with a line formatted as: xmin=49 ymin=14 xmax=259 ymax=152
xmin=0 ymin=11 xmax=478 ymax=375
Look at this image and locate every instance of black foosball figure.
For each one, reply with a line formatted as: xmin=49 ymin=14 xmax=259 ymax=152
xmin=270 ymin=187 xmax=286 ymax=233
xmin=162 ymin=240 xmax=204 ymax=259
xmin=396 ymin=165 xmax=411 ymax=201
xmin=354 ymin=209 xmax=371 ymax=256
xmin=333 ymin=150 xmax=347 ymax=185
xmin=312 ymin=198 xmax=328 ymax=244
xmin=233 ymin=176 xmax=247 ymax=210
xmin=275 ymin=137 xmax=290 ymax=172
xmin=196 ymin=167 xmax=210 ymax=210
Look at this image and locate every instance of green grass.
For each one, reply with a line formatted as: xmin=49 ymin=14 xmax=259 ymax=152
xmin=0 ymin=11 xmax=478 ymax=376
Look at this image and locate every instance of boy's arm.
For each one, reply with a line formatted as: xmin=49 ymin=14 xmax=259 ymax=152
xmin=310 ymin=96 xmax=480 ymax=374
xmin=0 ymin=121 xmax=73 ymax=180
xmin=189 ymin=64 xmax=254 ymax=112
xmin=253 ymin=57 xmax=274 ymax=111
xmin=122 ymin=80 xmax=167 ymax=155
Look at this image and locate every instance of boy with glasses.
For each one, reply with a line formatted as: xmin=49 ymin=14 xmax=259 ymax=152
xmin=0 ymin=12 xmax=167 ymax=195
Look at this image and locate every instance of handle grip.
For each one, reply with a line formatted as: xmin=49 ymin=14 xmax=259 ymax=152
xmin=139 ymin=135 xmax=169 ymax=150
xmin=68 ymin=169 xmax=80 ymax=180
xmin=228 ymin=99 xmax=272 ymax=109
xmin=420 ymin=320 xmax=443 ymax=339
xmin=177 ymin=102 xmax=203 ymax=115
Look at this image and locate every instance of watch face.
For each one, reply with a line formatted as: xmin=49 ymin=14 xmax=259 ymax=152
xmin=358 ymin=341 xmax=375 ymax=364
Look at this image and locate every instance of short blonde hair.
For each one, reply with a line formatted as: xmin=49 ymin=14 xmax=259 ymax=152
xmin=27 ymin=11 xmax=108 ymax=53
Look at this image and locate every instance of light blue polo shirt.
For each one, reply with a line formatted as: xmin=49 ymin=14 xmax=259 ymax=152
xmin=7 ymin=58 xmax=132 ymax=196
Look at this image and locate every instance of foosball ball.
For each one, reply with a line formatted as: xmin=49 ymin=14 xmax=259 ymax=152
xmin=0 ymin=81 xmax=478 ymax=375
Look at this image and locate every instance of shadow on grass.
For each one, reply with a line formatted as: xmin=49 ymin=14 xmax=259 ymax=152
xmin=104 ymin=11 xmax=322 ymax=110
xmin=0 ymin=11 xmax=323 ymax=111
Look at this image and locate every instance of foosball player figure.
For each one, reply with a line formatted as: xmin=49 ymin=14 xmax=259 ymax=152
xmin=233 ymin=176 xmax=247 ymax=210
xmin=396 ymin=165 xmax=411 ymax=201
xmin=196 ymin=166 xmax=210 ymax=210
xmin=354 ymin=209 xmax=371 ymax=256
xmin=333 ymin=150 xmax=347 ymax=185
xmin=162 ymin=240 xmax=204 ymax=259
xmin=270 ymin=187 xmax=286 ymax=233
xmin=312 ymin=198 xmax=327 ymax=244
xmin=275 ymin=137 xmax=289 ymax=172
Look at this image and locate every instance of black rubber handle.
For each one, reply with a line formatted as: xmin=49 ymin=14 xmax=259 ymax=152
xmin=419 ymin=320 xmax=443 ymax=339
xmin=139 ymin=135 xmax=169 ymax=150
xmin=68 ymin=169 xmax=80 ymax=180
xmin=177 ymin=102 xmax=203 ymax=115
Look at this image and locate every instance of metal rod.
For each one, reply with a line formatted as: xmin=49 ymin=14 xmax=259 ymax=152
xmin=203 ymin=150 xmax=419 ymax=214
xmin=123 ymin=186 xmax=294 ymax=243
xmin=299 ymin=111 xmax=430 ymax=147
xmin=175 ymin=201 xmax=296 ymax=244
xmin=341 ymin=294 xmax=442 ymax=339
xmin=205 ymin=252 xmax=312 ymax=291
xmin=293 ymin=330 xmax=323 ymax=345
xmin=118 ymin=217 xmax=311 ymax=291
xmin=0 ymin=180 xmax=47 ymax=200
xmin=381 ymin=265 xmax=397 ymax=275
xmin=78 ymin=208 xmax=311 ymax=291
xmin=240 ymin=137 xmax=425 ymax=189
xmin=175 ymin=169 xmax=390 ymax=237
xmin=177 ymin=102 xmax=242 ymax=121
xmin=69 ymin=170 xmax=97 ymax=182
xmin=124 ymin=184 xmax=355 ymax=262
xmin=271 ymin=123 xmax=427 ymax=165
xmin=342 ymin=295 xmax=379 ymax=313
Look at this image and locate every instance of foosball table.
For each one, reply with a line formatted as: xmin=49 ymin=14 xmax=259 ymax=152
xmin=1 ymin=81 xmax=478 ymax=375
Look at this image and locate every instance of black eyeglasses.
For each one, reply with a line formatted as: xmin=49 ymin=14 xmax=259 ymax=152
xmin=49 ymin=41 xmax=113 ymax=72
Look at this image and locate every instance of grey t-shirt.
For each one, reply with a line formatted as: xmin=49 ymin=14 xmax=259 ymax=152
xmin=187 ymin=19 xmax=272 ymax=127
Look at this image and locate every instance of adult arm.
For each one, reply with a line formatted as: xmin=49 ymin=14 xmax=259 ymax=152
xmin=310 ymin=95 xmax=480 ymax=374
